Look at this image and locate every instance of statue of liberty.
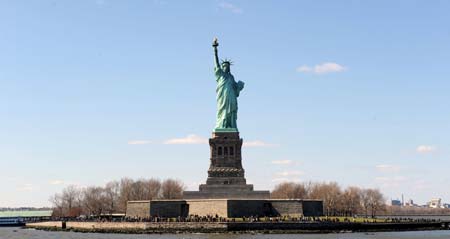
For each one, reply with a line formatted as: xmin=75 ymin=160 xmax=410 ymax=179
xmin=212 ymin=37 xmax=245 ymax=132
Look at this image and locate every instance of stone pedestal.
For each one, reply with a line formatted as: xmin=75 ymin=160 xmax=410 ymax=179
xmin=183 ymin=132 xmax=270 ymax=199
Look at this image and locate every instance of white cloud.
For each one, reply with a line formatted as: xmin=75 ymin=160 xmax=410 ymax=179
xmin=6 ymin=177 xmax=17 ymax=182
xmin=296 ymin=62 xmax=347 ymax=74
xmin=49 ymin=180 xmax=65 ymax=185
xmin=18 ymin=184 xmax=35 ymax=192
xmin=271 ymin=160 xmax=295 ymax=165
xmin=271 ymin=177 xmax=302 ymax=183
xmin=374 ymin=176 xmax=389 ymax=181
xmin=272 ymin=170 xmax=305 ymax=185
xmin=218 ymin=2 xmax=243 ymax=14
xmin=164 ymin=134 xmax=208 ymax=145
xmin=271 ymin=177 xmax=289 ymax=183
xmin=128 ymin=140 xmax=153 ymax=145
xmin=375 ymin=164 xmax=400 ymax=172
xmin=296 ymin=65 xmax=312 ymax=72
xmin=276 ymin=171 xmax=303 ymax=177
xmin=243 ymin=140 xmax=277 ymax=147
xmin=416 ymin=145 xmax=436 ymax=153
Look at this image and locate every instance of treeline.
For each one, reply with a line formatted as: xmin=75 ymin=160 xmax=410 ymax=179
xmin=51 ymin=178 xmax=387 ymax=218
xmin=50 ymin=178 xmax=185 ymax=217
xmin=271 ymin=182 xmax=385 ymax=217
xmin=383 ymin=206 xmax=450 ymax=216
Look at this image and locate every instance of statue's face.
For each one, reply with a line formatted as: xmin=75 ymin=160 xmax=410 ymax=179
xmin=222 ymin=63 xmax=230 ymax=73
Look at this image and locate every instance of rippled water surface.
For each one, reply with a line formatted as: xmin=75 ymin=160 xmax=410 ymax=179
xmin=1 ymin=228 xmax=450 ymax=239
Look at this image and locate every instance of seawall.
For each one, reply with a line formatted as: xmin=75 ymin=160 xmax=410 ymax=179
xmin=26 ymin=221 xmax=227 ymax=233
xmin=26 ymin=221 xmax=448 ymax=234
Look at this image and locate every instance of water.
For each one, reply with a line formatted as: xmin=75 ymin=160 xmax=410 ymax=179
xmin=1 ymin=227 xmax=450 ymax=239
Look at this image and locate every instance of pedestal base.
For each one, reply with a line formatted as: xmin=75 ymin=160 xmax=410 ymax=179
xmin=183 ymin=189 xmax=270 ymax=199
xmin=184 ymin=131 xmax=270 ymax=200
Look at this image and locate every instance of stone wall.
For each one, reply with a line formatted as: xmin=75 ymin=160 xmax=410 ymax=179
xmin=27 ymin=221 xmax=445 ymax=233
xmin=27 ymin=221 xmax=227 ymax=232
xmin=302 ymin=200 xmax=324 ymax=217
xmin=126 ymin=199 xmax=324 ymax=218
xmin=126 ymin=201 xmax=150 ymax=219
xmin=186 ymin=199 xmax=319 ymax=218
xmin=270 ymin=200 xmax=303 ymax=217
xmin=150 ymin=200 xmax=188 ymax=218
xmin=227 ymin=200 xmax=269 ymax=217
xmin=26 ymin=221 xmax=61 ymax=228
xmin=187 ymin=199 xmax=228 ymax=217
xmin=68 ymin=221 xmax=147 ymax=229
xmin=183 ymin=190 xmax=270 ymax=199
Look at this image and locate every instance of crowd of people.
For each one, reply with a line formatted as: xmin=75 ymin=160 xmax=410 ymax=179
xmin=52 ymin=214 xmax=443 ymax=224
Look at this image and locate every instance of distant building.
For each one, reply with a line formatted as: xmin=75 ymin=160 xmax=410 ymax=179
xmin=390 ymin=198 xmax=419 ymax=207
xmin=0 ymin=210 xmax=52 ymax=222
xmin=390 ymin=199 xmax=402 ymax=206
xmin=404 ymin=199 xmax=418 ymax=207
xmin=428 ymin=198 xmax=442 ymax=208
xmin=443 ymin=203 xmax=450 ymax=209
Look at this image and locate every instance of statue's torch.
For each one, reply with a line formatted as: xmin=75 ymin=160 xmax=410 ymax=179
xmin=212 ymin=37 xmax=219 ymax=48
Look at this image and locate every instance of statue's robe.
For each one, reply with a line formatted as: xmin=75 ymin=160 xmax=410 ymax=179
xmin=214 ymin=66 xmax=244 ymax=129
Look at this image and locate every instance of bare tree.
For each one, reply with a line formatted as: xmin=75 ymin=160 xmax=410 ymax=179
xmin=272 ymin=181 xmax=371 ymax=216
xmin=104 ymin=181 xmax=120 ymax=214
xmin=271 ymin=182 xmax=307 ymax=199
xmin=271 ymin=182 xmax=294 ymax=199
xmin=51 ymin=178 xmax=388 ymax=219
xmin=309 ymin=182 xmax=342 ymax=216
xmin=49 ymin=185 xmax=82 ymax=217
xmin=341 ymin=186 xmax=362 ymax=216
xmin=130 ymin=179 xmax=147 ymax=200
xmin=83 ymin=186 xmax=107 ymax=216
xmin=49 ymin=177 xmax=191 ymax=217
xmin=360 ymin=188 xmax=371 ymax=217
xmin=366 ymin=188 xmax=385 ymax=218
xmin=61 ymin=185 xmax=82 ymax=217
xmin=49 ymin=193 xmax=64 ymax=217
xmin=161 ymin=179 xmax=185 ymax=199
xmin=143 ymin=178 xmax=161 ymax=200
xmin=118 ymin=177 xmax=134 ymax=212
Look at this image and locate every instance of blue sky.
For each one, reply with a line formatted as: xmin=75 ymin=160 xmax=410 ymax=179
xmin=1 ymin=0 xmax=449 ymax=207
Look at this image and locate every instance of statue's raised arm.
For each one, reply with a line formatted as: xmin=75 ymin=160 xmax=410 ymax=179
xmin=212 ymin=37 xmax=220 ymax=69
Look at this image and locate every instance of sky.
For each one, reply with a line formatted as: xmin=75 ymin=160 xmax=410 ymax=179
xmin=1 ymin=0 xmax=449 ymax=207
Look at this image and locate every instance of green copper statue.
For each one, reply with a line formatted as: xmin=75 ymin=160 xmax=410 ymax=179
xmin=212 ymin=37 xmax=245 ymax=132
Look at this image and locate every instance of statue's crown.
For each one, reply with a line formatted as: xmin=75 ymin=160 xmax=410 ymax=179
xmin=221 ymin=59 xmax=233 ymax=65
